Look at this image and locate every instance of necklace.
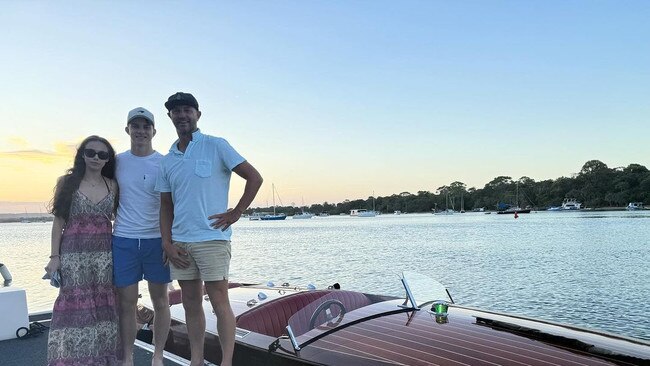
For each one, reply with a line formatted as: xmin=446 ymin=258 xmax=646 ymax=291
xmin=83 ymin=178 xmax=102 ymax=188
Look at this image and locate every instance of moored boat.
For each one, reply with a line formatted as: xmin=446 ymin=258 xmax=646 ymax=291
xmin=250 ymin=211 xmax=288 ymax=221
xmin=137 ymin=273 xmax=650 ymax=365
xmin=627 ymin=202 xmax=644 ymax=211
xmin=260 ymin=213 xmax=287 ymax=220
xmin=497 ymin=181 xmax=531 ymax=214
xmin=496 ymin=202 xmax=531 ymax=214
xmin=497 ymin=206 xmax=532 ymax=214
xmin=292 ymin=212 xmax=314 ymax=219
xmin=351 ymin=192 xmax=378 ymax=217
xmin=356 ymin=210 xmax=377 ymax=217
xmin=260 ymin=184 xmax=287 ymax=220
xmin=562 ymin=198 xmax=583 ymax=210
xmin=433 ymin=193 xmax=456 ymax=215
xmin=248 ymin=212 xmax=265 ymax=221
xmin=350 ymin=209 xmax=376 ymax=217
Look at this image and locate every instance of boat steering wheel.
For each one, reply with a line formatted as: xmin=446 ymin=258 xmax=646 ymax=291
xmin=308 ymin=299 xmax=347 ymax=330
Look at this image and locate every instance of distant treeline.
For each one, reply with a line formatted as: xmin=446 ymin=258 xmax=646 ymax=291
xmin=246 ymin=160 xmax=650 ymax=215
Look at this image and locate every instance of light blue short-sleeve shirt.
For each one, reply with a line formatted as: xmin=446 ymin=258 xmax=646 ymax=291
xmin=155 ymin=129 xmax=245 ymax=242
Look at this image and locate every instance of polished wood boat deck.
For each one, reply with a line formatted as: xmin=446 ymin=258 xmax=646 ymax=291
xmin=291 ymin=301 xmax=649 ymax=366
xmin=144 ymin=285 xmax=650 ymax=366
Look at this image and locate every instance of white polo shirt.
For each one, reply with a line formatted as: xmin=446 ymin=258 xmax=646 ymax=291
xmin=113 ymin=151 xmax=163 ymax=238
xmin=155 ymin=129 xmax=245 ymax=242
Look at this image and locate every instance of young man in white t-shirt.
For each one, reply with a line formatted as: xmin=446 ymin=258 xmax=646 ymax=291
xmin=113 ymin=107 xmax=171 ymax=366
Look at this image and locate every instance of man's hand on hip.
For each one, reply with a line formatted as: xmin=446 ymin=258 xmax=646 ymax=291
xmin=208 ymin=209 xmax=242 ymax=231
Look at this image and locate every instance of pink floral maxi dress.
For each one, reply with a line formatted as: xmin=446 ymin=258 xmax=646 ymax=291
xmin=47 ymin=190 xmax=120 ymax=366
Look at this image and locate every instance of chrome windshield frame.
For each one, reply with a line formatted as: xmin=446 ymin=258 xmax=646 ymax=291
xmin=280 ymin=272 xmax=453 ymax=354
xmin=401 ymin=271 xmax=454 ymax=307
xmin=286 ymin=325 xmax=301 ymax=352
xmin=399 ymin=274 xmax=420 ymax=309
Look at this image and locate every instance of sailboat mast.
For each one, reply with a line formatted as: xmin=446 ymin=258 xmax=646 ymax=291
xmin=461 ymin=192 xmax=464 ymax=212
xmin=272 ymin=183 xmax=276 ymax=215
xmin=516 ymin=181 xmax=519 ymax=207
xmin=446 ymin=192 xmax=449 ymax=211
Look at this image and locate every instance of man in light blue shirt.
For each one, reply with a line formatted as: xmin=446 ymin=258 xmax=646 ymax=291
xmin=155 ymin=92 xmax=263 ymax=366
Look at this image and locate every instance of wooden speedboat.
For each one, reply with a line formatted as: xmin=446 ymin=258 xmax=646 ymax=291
xmin=137 ymin=273 xmax=650 ymax=365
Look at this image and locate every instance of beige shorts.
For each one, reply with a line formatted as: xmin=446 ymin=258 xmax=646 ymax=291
xmin=170 ymin=240 xmax=231 ymax=281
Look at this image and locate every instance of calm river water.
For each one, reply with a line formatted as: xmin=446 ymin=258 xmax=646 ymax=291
xmin=1 ymin=211 xmax=648 ymax=340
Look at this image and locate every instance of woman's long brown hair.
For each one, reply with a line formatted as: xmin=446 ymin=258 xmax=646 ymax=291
xmin=49 ymin=135 xmax=116 ymax=221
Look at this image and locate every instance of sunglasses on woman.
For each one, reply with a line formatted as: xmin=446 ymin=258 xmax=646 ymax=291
xmin=83 ymin=148 xmax=110 ymax=160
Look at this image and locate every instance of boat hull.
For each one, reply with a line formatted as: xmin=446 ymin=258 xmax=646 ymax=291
xmin=497 ymin=209 xmax=531 ymax=214
xmin=260 ymin=215 xmax=287 ymax=221
xmin=292 ymin=214 xmax=314 ymax=219
xmin=137 ymin=284 xmax=650 ymax=366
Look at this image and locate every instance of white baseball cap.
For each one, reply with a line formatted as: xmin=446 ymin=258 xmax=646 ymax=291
xmin=127 ymin=107 xmax=155 ymax=125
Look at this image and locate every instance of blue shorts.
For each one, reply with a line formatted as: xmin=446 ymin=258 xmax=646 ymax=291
xmin=112 ymin=236 xmax=171 ymax=288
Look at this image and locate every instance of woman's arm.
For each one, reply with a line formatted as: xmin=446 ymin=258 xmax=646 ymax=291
xmin=110 ymin=178 xmax=119 ymax=215
xmin=45 ymin=177 xmax=65 ymax=275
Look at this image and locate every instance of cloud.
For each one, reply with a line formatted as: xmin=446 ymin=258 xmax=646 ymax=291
xmin=0 ymin=142 xmax=77 ymax=164
xmin=6 ymin=137 xmax=29 ymax=149
xmin=0 ymin=149 xmax=71 ymax=163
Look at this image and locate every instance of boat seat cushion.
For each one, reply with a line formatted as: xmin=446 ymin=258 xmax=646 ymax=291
xmin=236 ymin=290 xmax=371 ymax=338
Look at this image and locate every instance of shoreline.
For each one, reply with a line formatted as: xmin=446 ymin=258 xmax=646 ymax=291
xmin=2 ymin=207 xmax=644 ymax=223
xmin=0 ymin=214 xmax=53 ymax=224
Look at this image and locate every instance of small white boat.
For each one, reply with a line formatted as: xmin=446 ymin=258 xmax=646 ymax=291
xmin=248 ymin=212 xmax=265 ymax=221
xmin=627 ymin=202 xmax=644 ymax=210
xmin=561 ymin=198 xmax=582 ymax=210
xmin=393 ymin=210 xmax=401 ymax=215
xmin=249 ymin=212 xmax=286 ymax=221
xmin=351 ymin=192 xmax=378 ymax=217
xmin=292 ymin=212 xmax=314 ymax=219
xmin=351 ymin=209 xmax=376 ymax=217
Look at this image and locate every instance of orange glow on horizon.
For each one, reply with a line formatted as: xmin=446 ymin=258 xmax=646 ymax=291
xmin=0 ymin=144 xmax=76 ymax=203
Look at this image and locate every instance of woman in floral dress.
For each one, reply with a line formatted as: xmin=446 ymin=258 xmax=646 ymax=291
xmin=45 ymin=135 xmax=120 ymax=365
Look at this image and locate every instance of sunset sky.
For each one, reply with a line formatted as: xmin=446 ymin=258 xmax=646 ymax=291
xmin=1 ymin=1 xmax=648 ymax=213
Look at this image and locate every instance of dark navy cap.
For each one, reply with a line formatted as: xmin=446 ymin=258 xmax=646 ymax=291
xmin=164 ymin=92 xmax=199 ymax=111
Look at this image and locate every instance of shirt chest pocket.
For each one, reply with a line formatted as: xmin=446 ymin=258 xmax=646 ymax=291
xmin=195 ymin=160 xmax=212 ymax=178
xmin=143 ymin=173 xmax=156 ymax=191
